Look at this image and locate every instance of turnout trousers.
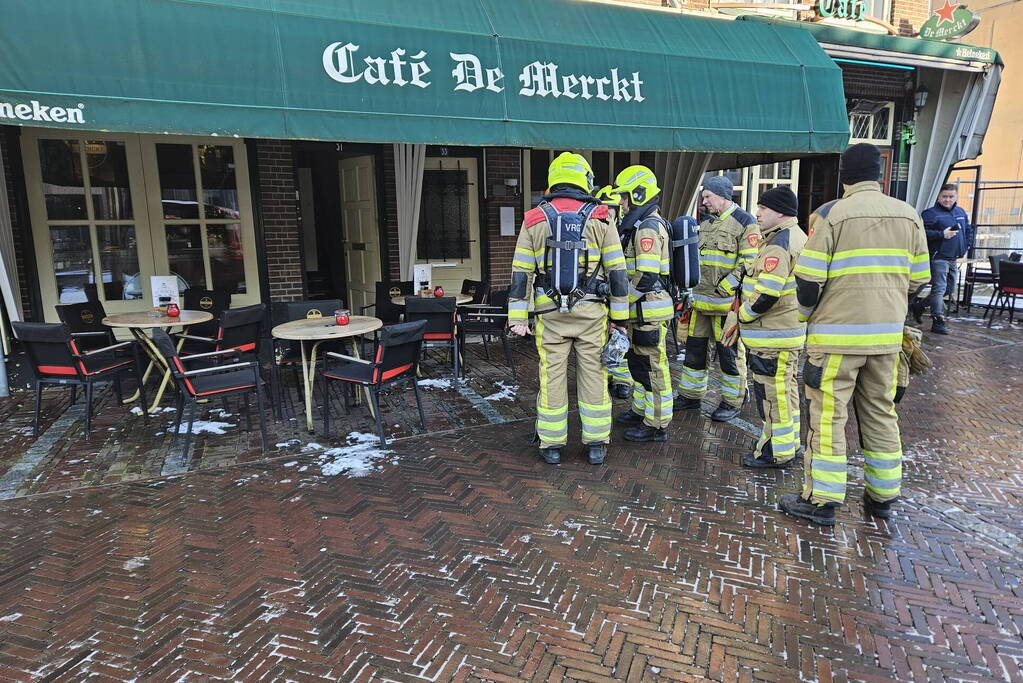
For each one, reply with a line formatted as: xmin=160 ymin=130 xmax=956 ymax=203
xmin=748 ymin=349 xmax=802 ymax=463
xmin=609 ymin=359 xmax=632 ymax=389
xmin=533 ymin=301 xmax=612 ymax=448
xmin=802 ymin=351 xmax=902 ymax=505
xmin=678 ymin=311 xmax=745 ymax=407
xmin=627 ymin=321 xmax=673 ymax=429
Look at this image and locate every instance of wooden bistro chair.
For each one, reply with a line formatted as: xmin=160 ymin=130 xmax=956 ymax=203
xmin=405 ymin=296 xmax=460 ymax=378
xmin=457 ymin=287 xmax=515 ymax=377
xmin=321 ymin=319 xmax=427 ymax=446
xmin=13 ymin=321 xmax=148 ymax=437
xmin=151 ymin=329 xmax=268 ymax=461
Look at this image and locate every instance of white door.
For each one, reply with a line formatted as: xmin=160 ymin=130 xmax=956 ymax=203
xmin=340 ymin=155 xmax=381 ymax=314
xmin=416 ymin=157 xmax=481 ymax=295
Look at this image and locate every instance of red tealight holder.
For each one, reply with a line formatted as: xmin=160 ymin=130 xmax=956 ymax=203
xmin=335 ymin=309 xmax=350 ymax=325
xmin=166 ymin=302 xmax=180 ymax=317
xmin=434 ymin=285 xmax=445 ymax=297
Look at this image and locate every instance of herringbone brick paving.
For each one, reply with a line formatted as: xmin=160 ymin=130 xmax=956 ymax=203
xmin=0 ymin=317 xmax=1021 ymax=681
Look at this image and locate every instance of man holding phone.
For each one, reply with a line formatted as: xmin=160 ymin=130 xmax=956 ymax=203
xmin=915 ymin=183 xmax=972 ymax=335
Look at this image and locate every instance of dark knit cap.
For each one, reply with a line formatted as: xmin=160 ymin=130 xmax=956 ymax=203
xmin=839 ymin=143 xmax=882 ymax=186
xmin=703 ymin=175 xmax=734 ymax=200
xmin=757 ymin=186 xmax=798 ymax=217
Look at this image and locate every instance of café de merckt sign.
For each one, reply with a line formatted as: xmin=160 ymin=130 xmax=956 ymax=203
xmin=322 ymin=42 xmax=646 ymax=103
xmin=919 ymin=0 xmax=981 ymax=40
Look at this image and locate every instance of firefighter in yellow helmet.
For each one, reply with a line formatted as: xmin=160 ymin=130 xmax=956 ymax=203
xmin=509 ymin=153 xmax=630 ymax=465
xmin=595 ymin=184 xmax=632 ymax=401
xmin=609 ymin=166 xmax=674 ymax=442
xmin=675 ymin=175 xmax=760 ymax=421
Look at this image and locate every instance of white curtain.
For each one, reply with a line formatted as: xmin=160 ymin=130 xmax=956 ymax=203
xmin=394 ymin=143 xmax=426 ymax=281
xmin=0 ymin=143 xmax=22 ymax=357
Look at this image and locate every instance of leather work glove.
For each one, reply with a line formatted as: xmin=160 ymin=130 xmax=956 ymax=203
xmin=720 ymin=310 xmax=740 ymax=347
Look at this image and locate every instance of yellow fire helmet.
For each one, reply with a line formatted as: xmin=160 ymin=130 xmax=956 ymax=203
xmin=594 ymin=184 xmax=623 ymax=207
xmin=611 ymin=165 xmax=661 ymax=206
xmin=548 ymin=152 xmax=595 ymax=193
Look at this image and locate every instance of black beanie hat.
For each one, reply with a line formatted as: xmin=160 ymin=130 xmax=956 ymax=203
xmin=757 ymin=186 xmax=798 ymax=217
xmin=839 ymin=143 xmax=882 ymax=186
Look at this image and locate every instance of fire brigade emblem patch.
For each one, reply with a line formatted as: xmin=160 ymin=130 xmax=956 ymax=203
xmin=808 ymin=226 xmax=815 ymax=238
xmin=764 ymin=256 xmax=780 ymax=273
xmin=747 ymin=234 xmax=759 ymax=247
xmin=640 ymin=237 xmax=654 ymax=252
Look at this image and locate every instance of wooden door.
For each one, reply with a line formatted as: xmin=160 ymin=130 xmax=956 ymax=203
xmin=416 ymin=157 xmax=481 ymax=295
xmin=340 ymin=155 xmax=381 ymax=313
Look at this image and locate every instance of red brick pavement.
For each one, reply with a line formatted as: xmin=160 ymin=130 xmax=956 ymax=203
xmin=0 ymin=319 xmax=1020 ymax=680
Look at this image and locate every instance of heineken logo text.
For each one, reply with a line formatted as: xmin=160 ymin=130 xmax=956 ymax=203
xmin=322 ymin=43 xmax=644 ymax=103
xmin=0 ymin=100 xmax=85 ymax=124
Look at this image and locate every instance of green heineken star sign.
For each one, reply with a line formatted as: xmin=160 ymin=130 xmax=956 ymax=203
xmin=920 ymin=0 xmax=981 ymax=40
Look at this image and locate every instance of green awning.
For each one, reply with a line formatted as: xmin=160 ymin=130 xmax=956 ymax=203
xmin=737 ymin=15 xmax=1002 ymax=66
xmin=0 ymin=0 xmax=849 ymax=153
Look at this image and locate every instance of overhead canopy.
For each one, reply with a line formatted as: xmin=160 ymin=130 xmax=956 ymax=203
xmin=0 ymin=0 xmax=849 ymax=153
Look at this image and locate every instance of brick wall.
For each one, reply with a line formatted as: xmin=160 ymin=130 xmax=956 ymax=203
xmin=0 ymin=130 xmax=31 ymax=320
xmin=255 ymin=140 xmax=304 ymax=302
xmin=484 ymin=148 xmax=523 ymax=289
xmin=892 ymin=0 xmax=932 ymax=35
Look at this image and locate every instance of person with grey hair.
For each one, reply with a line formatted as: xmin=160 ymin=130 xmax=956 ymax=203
xmin=674 ymin=175 xmax=761 ymax=421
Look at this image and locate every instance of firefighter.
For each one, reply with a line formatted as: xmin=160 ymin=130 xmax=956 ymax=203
xmin=609 ymin=166 xmax=674 ymax=442
xmin=595 ymin=184 xmax=632 ymax=401
xmin=779 ymin=143 xmax=930 ymax=525
xmin=675 ymin=175 xmax=760 ymax=421
xmin=509 ymin=153 xmax=630 ymax=466
xmin=722 ymin=186 xmax=807 ymax=469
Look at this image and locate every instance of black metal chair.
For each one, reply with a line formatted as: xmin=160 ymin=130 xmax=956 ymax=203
xmin=322 ymin=320 xmax=427 ymax=445
xmin=271 ymin=300 xmax=343 ymax=414
xmin=458 ymin=287 xmax=514 ymax=376
xmin=460 ymin=279 xmax=490 ymax=306
xmin=987 ymin=260 xmax=1023 ymax=327
xmin=176 ymin=288 xmax=231 ymax=352
xmin=13 ymin=321 xmax=147 ymax=437
xmin=151 ymin=329 xmax=268 ymax=460
xmin=55 ymin=300 xmax=121 ymax=353
xmin=981 ymin=254 xmax=1010 ymax=322
xmin=176 ymin=303 xmax=266 ymax=357
xmin=405 ymin=296 xmax=459 ymax=377
xmin=360 ymin=281 xmax=413 ymax=325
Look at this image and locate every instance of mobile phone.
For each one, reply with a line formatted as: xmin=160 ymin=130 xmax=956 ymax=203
xmin=950 ymin=226 xmax=960 ymax=232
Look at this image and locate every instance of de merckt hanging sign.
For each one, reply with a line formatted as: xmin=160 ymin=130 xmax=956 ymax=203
xmin=322 ymin=43 xmax=647 ymax=103
xmin=919 ymin=0 xmax=981 ymax=40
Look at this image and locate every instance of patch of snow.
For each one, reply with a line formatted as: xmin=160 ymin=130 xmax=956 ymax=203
xmin=484 ymin=381 xmax=519 ymax=401
xmin=173 ymin=420 xmax=232 ymax=435
xmin=305 ymin=443 xmax=324 ymax=451
xmin=318 ymin=432 xmax=396 ymax=478
xmin=417 ymin=378 xmax=452 ymax=390
xmin=123 ymin=556 xmax=148 ymax=571
xmin=0 ymin=613 xmax=21 ymax=622
xmin=283 ymin=461 xmax=299 ymax=467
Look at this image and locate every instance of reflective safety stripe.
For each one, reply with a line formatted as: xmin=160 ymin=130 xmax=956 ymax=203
xmin=738 ymin=301 xmax=760 ymax=322
xmin=810 ymin=354 xmax=846 ymax=503
xmin=678 ymin=367 xmax=708 ymax=392
xmin=755 ymin=272 xmax=785 ymax=297
xmin=793 ymin=249 xmax=830 ymax=278
xmin=639 ymin=300 xmax=673 ymax=319
xmin=909 ymin=255 xmax=930 ymax=277
xmin=628 ymin=284 xmax=645 ymax=302
xmin=610 ymin=361 xmax=632 ymax=384
xmin=691 ymin=292 xmax=733 ymax=313
xmin=636 ymin=255 xmax=661 ymax=272
xmin=797 ymin=304 xmax=814 ymax=321
xmin=513 ymin=246 xmax=540 ymax=269
xmin=508 ymin=299 xmax=529 ymax=321
xmin=720 ymin=372 xmax=741 ymax=401
xmin=579 ymin=400 xmax=612 ymax=442
xmin=700 ymin=251 xmax=737 ymax=268
xmin=741 ymin=279 xmax=756 ymax=297
xmin=609 ymin=300 xmax=629 ymax=321
xmin=807 ymin=322 xmax=904 ymax=347
xmin=720 ymin=272 xmax=741 ymax=296
xmin=740 ymin=326 xmax=806 ymax=349
xmin=863 ymin=448 xmax=901 ymax=499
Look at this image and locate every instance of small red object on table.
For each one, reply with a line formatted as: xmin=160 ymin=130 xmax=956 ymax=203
xmin=335 ymin=309 xmax=350 ymax=325
xmin=166 ymin=303 xmax=180 ymax=317
xmin=434 ymin=285 xmax=445 ymax=297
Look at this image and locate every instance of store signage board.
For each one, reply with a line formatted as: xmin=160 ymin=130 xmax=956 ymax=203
xmin=817 ymin=0 xmax=869 ymax=22
xmin=919 ymin=1 xmax=981 ymax=40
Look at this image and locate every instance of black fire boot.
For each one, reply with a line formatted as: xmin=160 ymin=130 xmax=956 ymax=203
xmin=710 ymin=400 xmax=740 ymax=422
xmin=742 ymin=452 xmax=793 ymax=469
xmin=674 ymin=396 xmax=701 ymax=411
xmin=612 ymin=384 xmax=632 ymax=400
xmin=931 ymin=316 xmax=949 ymax=335
xmin=910 ymin=298 xmax=925 ymax=324
xmin=863 ymin=491 xmax=895 ymax=519
xmin=616 ymin=410 xmax=644 ymax=425
xmin=623 ymin=425 xmax=667 ymax=442
xmin=540 ymin=447 xmax=562 ymax=465
xmin=587 ymin=443 xmax=607 ymax=465
xmin=778 ymin=493 xmax=837 ymax=526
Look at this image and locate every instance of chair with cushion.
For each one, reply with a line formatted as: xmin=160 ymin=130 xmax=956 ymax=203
xmin=152 ymin=329 xmax=268 ymax=461
xmin=271 ymin=300 xmax=342 ymax=413
xmin=458 ymin=287 xmax=514 ymax=376
xmin=55 ymin=300 xmax=121 ymax=353
xmin=987 ymin=260 xmax=1023 ymax=327
xmin=981 ymin=254 xmax=1010 ymax=323
xmin=460 ymin=279 xmax=491 ymax=306
xmin=176 ymin=303 xmax=266 ymax=357
xmin=176 ymin=288 xmax=231 ymax=352
xmin=321 ymin=319 xmax=427 ymax=445
xmin=405 ymin=296 xmax=460 ymax=377
xmin=360 ymin=281 xmax=413 ymax=325
xmin=13 ymin=321 xmax=147 ymax=437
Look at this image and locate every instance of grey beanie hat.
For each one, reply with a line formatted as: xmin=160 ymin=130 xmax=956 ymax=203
xmin=704 ymin=175 xmax=734 ymax=201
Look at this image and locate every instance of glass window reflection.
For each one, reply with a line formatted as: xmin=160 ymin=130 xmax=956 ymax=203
xmin=207 ymin=223 xmax=246 ymax=294
xmin=39 ymin=140 xmax=87 ymax=220
xmin=156 ymin=144 xmax=198 ymax=219
xmin=87 ymin=141 xmax=133 ymax=220
xmin=50 ymin=225 xmax=92 ymax=303
xmin=199 ymin=145 xmax=239 ymax=219
xmin=165 ymin=224 xmax=206 ymax=290
xmin=96 ymin=225 xmax=140 ymax=300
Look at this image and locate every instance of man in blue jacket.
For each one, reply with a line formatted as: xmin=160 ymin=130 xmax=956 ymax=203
xmin=912 ymin=183 xmax=972 ymax=335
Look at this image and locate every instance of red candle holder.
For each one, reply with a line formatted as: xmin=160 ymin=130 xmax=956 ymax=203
xmin=166 ymin=303 xmax=180 ymax=317
xmin=335 ymin=309 xmax=350 ymax=325
xmin=434 ymin=285 xmax=445 ymax=297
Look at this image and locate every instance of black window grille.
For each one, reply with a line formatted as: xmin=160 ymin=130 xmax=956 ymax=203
xmin=418 ymin=168 xmax=470 ymax=260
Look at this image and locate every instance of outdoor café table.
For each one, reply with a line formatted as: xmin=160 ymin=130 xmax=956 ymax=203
xmin=103 ymin=310 xmax=214 ymax=414
xmin=271 ymin=315 xmax=383 ymax=433
xmin=391 ymin=293 xmax=473 ymax=306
